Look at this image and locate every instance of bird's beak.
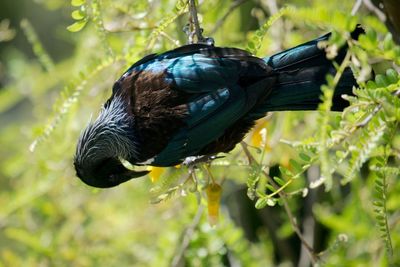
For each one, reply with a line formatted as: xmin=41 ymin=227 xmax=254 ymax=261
xmin=116 ymin=159 xmax=151 ymax=179
xmin=117 ymin=169 xmax=151 ymax=180
xmin=104 ymin=169 xmax=150 ymax=188
xmin=75 ymin=157 xmax=150 ymax=188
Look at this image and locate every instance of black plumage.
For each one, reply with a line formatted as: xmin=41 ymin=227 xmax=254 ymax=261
xmin=74 ymin=26 xmax=364 ymax=188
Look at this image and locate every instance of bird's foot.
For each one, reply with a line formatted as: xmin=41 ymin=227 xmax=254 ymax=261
xmin=182 ymin=155 xmax=223 ymax=168
xmin=183 ymin=24 xmax=215 ymax=46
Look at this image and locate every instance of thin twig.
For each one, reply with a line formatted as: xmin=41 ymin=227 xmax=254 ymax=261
xmin=171 ymin=204 xmax=205 ymax=267
xmin=355 ymin=89 xmax=400 ymax=128
xmin=204 ymin=164 xmax=217 ymax=185
xmin=298 ymin=166 xmax=319 ymax=267
xmin=361 ymin=0 xmax=386 ymax=21
xmin=351 ymin=0 xmax=363 ymax=16
xmin=241 ymin=141 xmax=282 ymax=191
xmin=104 ymin=23 xmax=156 ymax=33
xmin=188 ymin=0 xmax=205 ymax=43
xmin=160 ymin=31 xmax=181 ymax=46
xmin=240 ymin=141 xmax=256 ymax=165
xmin=356 ymin=103 xmax=382 ymax=127
xmin=240 ymin=142 xmax=317 ymax=263
xmin=281 ymin=199 xmax=318 ymax=264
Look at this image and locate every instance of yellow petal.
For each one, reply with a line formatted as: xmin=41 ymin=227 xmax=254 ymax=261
xmin=250 ymin=119 xmax=269 ymax=148
xmin=149 ymin=167 xmax=165 ymax=183
xmin=251 ymin=129 xmax=263 ymax=147
xmin=206 ymin=183 xmax=222 ymax=226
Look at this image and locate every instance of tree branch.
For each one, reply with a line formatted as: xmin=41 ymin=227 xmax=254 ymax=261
xmin=171 ymin=204 xmax=205 ymax=267
xmin=362 ymin=0 xmax=386 ymax=21
xmin=240 ymin=142 xmax=318 ymax=264
xmin=351 ymin=0 xmax=363 ymax=15
xmin=356 ymin=89 xmax=400 ymax=128
xmin=188 ymin=0 xmax=205 ymax=43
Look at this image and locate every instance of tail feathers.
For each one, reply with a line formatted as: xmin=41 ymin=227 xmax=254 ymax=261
xmin=264 ymin=25 xmax=364 ymax=71
xmin=248 ymin=27 xmax=364 ymax=117
xmin=256 ymin=66 xmax=356 ymax=113
xmin=263 ymin=33 xmax=331 ymax=71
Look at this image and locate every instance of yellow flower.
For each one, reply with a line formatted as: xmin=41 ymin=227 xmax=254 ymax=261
xmin=149 ymin=167 xmax=165 ymax=183
xmin=251 ymin=120 xmax=268 ymax=149
xmin=206 ymin=183 xmax=222 ymax=226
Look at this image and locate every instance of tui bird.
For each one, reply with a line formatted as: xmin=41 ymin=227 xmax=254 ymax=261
xmin=74 ymin=26 xmax=364 ymax=188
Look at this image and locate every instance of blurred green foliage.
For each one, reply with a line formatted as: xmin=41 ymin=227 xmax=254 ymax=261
xmin=0 ymin=0 xmax=399 ymax=266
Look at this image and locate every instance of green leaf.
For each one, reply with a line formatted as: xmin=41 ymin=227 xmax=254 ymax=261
xmin=299 ymin=152 xmax=311 ymax=162
xmin=376 ymin=215 xmax=385 ymax=221
xmin=375 ymin=179 xmax=384 ymax=187
xmin=374 ymin=208 xmax=382 ymax=214
xmin=289 ymin=159 xmax=302 ymax=173
xmin=383 ymin=34 xmax=393 ymax=51
xmin=279 ymin=166 xmax=293 ymax=178
xmin=375 ymin=170 xmax=384 ymax=178
xmin=255 ymin=198 xmax=268 ymax=209
xmin=375 ymin=74 xmax=388 ymax=87
xmin=336 ymin=150 xmax=346 ymax=159
xmin=175 ymin=0 xmax=187 ymax=11
xmin=67 ymin=20 xmax=87 ymax=32
xmin=273 ymin=176 xmax=285 ymax=186
xmin=366 ymin=80 xmax=377 ymax=89
xmin=255 ymin=197 xmax=277 ymax=209
xmin=375 ymin=188 xmax=384 ymax=196
xmin=367 ymin=29 xmax=378 ymax=43
xmin=256 ymin=189 xmax=266 ymax=198
xmin=266 ymin=198 xmax=277 ymax=207
xmin=265 ymin=183 xmax=276 ymax=192
xmin=386 ymin=69 xmax=398 ymax=84
xmin=72 ymin=10 xmax=85 ymax=20
xmin=247 ymin=41 xmax=255 ymax=52
xmin=71 ymin=0 xmax=85 ymax=6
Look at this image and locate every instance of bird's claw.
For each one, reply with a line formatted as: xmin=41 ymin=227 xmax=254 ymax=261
xmin=204 ymin=37 xmax=215 ymax=46
xmin=183 ymin=24 xmax=215 ymax=46
xmin=182 ymin=155 xmax=223 ymax=168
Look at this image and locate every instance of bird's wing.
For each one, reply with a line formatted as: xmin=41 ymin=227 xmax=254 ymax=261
xmin=165 ymin=47 xmax=270 ymax=93
xmin=146 ymin=48 xmax=274 ymax=166
xmin=166 ymin=56 xmax=241 ymax=93
xmin=131 ymin=45 xmax=269 ymax=93
xmin=124 ymin=46 xmax=273 ymax=166
xmin=151 ymin=84 xmax=249 ymax=166
xmin=160 ymin=46 xmax=273 ymax=129
xmin=123 ymin=44 xmax=211 ymax=74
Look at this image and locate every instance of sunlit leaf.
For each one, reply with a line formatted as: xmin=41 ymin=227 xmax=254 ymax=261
xmin=273 ymin=176 xmax=285 ymax=186
xmin=67 ymin=19 xmax=87 ymax=32
xmin=299 ymin=152 xmax=311 ymax=162
xmin=71 ymin=10 xmax=85 ymax=20
xmin=71 ymin=0 xmax=85 ymax=7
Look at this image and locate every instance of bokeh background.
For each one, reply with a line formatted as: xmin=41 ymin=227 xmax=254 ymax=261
xmin=1 ymin=0 xmax=399 ymax=266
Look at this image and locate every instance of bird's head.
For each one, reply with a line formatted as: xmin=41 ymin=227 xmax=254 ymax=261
xmin=74 ymin=94 xmax=149 ymax=188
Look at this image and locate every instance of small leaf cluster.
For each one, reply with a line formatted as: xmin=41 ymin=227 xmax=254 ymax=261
xmin=67 ymin=0 xmax=88 ymax=32
xmin=371 ymin=155 xmax=393 ymax=256
xmin=247 ymin=6 xmax=292 ymax=55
